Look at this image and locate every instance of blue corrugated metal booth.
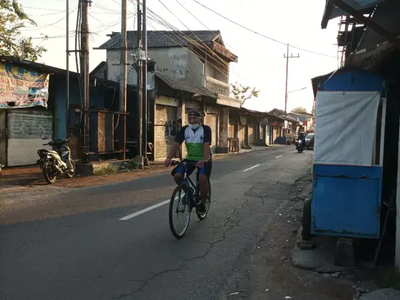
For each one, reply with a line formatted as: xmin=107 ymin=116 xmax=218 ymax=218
xmin=311 ymin=66 xmax=385 ymax=239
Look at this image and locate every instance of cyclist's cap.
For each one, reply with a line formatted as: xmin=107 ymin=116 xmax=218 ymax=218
xmin=188 ymin=109 xmax=201 ymax=117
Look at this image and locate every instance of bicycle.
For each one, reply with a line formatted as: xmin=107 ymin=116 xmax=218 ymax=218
xmin=168 ymin=160 xmax=212 ymax=239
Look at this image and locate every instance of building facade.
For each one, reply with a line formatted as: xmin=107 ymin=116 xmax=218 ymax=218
xmin=96 ymin=30 xmax=241 ymax=159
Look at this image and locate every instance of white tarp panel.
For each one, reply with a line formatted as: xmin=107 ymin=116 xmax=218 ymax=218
xmin=314 ymin=91 xmax=380 ymax=166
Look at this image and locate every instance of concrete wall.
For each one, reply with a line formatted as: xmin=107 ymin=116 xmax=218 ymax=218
xmin=154 ymin=101 xmax=178 ymax=161
xmin=218 ymin=107 xmax=229 ymax=152
xmin=0 ymin=110 xmax=6 ymax=165
xmin=107 ymin=48 xmax=204 ymax=87
xmin=205 ymin=61 xmax=228 ymax=84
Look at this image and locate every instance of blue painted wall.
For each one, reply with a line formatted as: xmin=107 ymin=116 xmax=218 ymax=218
xmin=50 ymin=75 xmax=105 ymax=140
xmin=312 ymin=67 xmax=385 ymax=239
xmin=321 ymin=67 xmax=383 ymax=93
xmin=312 ymin=164 xmax=382 ymax=239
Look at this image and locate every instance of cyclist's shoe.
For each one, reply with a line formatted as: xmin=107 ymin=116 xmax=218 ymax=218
xmin=198 ymin=202 xmax=207 ymax=214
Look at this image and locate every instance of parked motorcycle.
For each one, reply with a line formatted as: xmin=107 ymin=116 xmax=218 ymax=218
xmin=296 ymin=138 xmax=305 ymax=153
xmin=37 ymin=139 xmax=75 ymax=184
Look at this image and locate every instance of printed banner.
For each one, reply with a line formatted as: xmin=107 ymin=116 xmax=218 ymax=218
xmin=0 ymin=62 xmax=49 ymax=109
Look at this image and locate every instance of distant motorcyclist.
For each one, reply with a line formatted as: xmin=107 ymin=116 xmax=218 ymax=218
xmin=297 ymin=132 xmax=306 ymax=143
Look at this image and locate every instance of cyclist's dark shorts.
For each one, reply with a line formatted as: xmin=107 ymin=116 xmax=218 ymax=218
xmin=171 ymin=160 xmax=212 ymax=179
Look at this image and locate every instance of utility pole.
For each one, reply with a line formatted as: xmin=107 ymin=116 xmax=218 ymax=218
xmin=66 ymin=0 xmax=69 ymax=131
xmin=80 ymin=0 xmax=90 ymax=163
xmin=284 ymin=43 xmax=300 ymax=115
xmin=142 ymin=0 xmax=148 ymax=166
xmin=134 ymin=0 xmax=144 ymax=167
xmin=119 ymin=0 xmax=127 ymax=160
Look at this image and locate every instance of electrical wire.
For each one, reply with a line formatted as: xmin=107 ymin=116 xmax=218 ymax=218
xmin=22 ymin=7 xmax=78 ymax=31
xmin=191 ymin=0 xmax=337 ymax=59
xmin=173 ymin=0 xmax=259 ymax=66
xmin=146 ymin=14 xmax=232 ymax=83
xmin=146 ymin=7 xmax=232 ymax=79
xmin=157 ymin=0 xmax=230 ymax=69
xmin=22 ymin=6 xmax=64 ymax=12
xmin=175 ymin=0 xmax=209 ymax=30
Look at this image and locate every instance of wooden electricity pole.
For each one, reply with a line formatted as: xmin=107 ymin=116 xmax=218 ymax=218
xmin=80 ymin=0 xmax=90 ymax=163
xmin=284 ymin=43 xmax=300 ymax=115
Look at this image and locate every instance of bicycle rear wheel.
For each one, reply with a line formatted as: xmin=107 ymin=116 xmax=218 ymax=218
xmin=197 ymin=183 xmax=211 ymax=220
xmin=169 ymin=183 xmax=191 ymax=239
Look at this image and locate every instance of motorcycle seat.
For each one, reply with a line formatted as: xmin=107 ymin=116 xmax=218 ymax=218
xmin=38 ymin=149 xmax=59 ymax=155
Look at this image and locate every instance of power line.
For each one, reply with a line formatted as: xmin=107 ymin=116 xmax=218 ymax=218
xmin=175 ymin=0 xmax=209 ymax=30
xmin=22 ymin=6 xmax=64 ymax=12
xmin=22 ymin=7 xmax=78 ymax=31
xmin=157 ymin=0 xmax=230 ymax=69
xmin=191 ymin=0 xmax=336 ymax=59
xmin=146 ymin=13 xmax=233 ymax=81
xmin=173 ymin=0 xmax=258 ymax=66
xmin=146 ymin=8 xmax=232 ymax=79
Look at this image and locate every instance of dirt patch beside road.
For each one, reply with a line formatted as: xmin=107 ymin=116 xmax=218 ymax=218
xmin=246 ymin=172 xmax=354 ymax=300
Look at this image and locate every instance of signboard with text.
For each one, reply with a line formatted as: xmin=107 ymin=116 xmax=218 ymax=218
xmin=0 ymin=63 xmax=49 ymax=109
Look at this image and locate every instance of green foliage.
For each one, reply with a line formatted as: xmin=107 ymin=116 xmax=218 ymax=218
xmin=0 ymin=0 xmax=47 ymax=61
xmin=291 ymin=107 xmax=308 ymax=114
xmin=231 ymin=82 xmax=260 ymax=106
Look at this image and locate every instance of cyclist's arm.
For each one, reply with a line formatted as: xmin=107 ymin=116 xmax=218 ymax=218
xmin=203 ymin=125 xmax=212 ymax=161
xmin=166 ymin=126 xmax=185 ymax=160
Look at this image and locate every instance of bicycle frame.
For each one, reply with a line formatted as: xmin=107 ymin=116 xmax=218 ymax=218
xmin=181 ymin=162 xmax=200 ymax=208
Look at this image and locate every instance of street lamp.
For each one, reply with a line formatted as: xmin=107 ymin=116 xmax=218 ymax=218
xmin=288 ymin=87 xmax=307 ymax=94
xmin=283 ymin=86 xmax=307 ymax=139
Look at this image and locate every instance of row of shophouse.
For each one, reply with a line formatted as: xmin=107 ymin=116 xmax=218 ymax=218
xmin=311 ymin=0 xmax=400 ymax=271
xmin=0 ymin=30 xmax=309 ymax=167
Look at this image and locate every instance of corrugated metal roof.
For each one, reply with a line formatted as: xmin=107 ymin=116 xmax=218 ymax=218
xmin=155 ymin=72 xmax=217 ymax=99
xmin=97 ymin=30 xmax=221 ymax=50
xmin=357 ymin=0 xmax=400 ymax=50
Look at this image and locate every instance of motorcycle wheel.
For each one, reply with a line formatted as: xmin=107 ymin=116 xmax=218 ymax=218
xmin=66 ymin=159 xmax=76 ymax=178
xmin=43 ymin=162 xmax=57 ymax=184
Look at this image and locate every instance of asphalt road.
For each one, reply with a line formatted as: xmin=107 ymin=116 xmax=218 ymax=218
xmin=0 ymin=146 xmax=312 ymax=300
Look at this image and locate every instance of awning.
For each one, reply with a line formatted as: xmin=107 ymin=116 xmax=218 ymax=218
xmin=357 ymin=0 xmax=400 ymax=51
xmin=321 ymin=0 xmax=391 ymax=29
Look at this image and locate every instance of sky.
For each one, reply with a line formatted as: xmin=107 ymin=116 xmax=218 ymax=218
xmin=18 ymin=0 xmax=340 ymax=113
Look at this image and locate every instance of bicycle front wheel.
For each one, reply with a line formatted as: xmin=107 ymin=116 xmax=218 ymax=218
xmin=169 ymin=183 xmax=191 ymax=239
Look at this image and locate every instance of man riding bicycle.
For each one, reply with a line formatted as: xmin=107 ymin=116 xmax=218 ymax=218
xmin=164 ymin=109 xmax=212 ymax=214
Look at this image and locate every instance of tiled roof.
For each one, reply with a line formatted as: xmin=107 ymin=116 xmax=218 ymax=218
xmin=155 ymin=72 xmax=217 ymax=99
xmin=97 ymin=30 xmax=221 ymax=50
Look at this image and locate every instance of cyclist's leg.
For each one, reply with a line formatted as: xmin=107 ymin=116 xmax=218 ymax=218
xmin=171 ymin=160 xmax=195 ymax=185
xmin=172 ymin=164 xmax=185 ymax=185
xmin=198 ymin=165 xmax=210 ymax=204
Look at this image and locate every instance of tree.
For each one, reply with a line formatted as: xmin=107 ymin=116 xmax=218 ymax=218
xmin=291 ymin=107 xmax=308 ymax=114
xmin=231 ymin=83 xmax=260 ymax=106
xmin=0 ymin=0 xmax=46 ymax=61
